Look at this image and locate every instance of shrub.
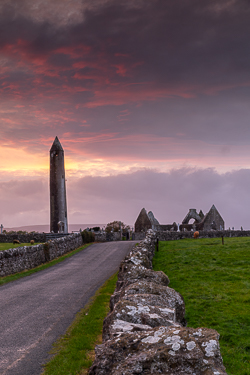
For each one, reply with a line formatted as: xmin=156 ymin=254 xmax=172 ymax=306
xmin=81 ymin=230 xmax=95 ymax=244
xmin=43 ymin=242 xmax=50 ymax=262
xmin=105 ymin=221 xmax=130 ymax=233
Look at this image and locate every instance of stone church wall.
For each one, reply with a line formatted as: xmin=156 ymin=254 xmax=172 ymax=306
xmin=0 ymin=233 xmax=83 ymax=277
xmin=203 ymin=209 xmax=224 ymax=231
xmin=89 ymin=230 xmax=227 ymax=374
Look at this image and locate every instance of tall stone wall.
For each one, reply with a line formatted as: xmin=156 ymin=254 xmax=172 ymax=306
xmin=89 ymin=230 xmax=227 ymax=374
xmin=0 ymin=233 xmax=83 ymax=277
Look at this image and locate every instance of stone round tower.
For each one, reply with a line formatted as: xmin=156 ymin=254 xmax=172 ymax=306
xmin=50 ymin=136 xmax=68 ymax=233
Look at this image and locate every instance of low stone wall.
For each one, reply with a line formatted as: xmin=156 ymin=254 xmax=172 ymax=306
xmin=133 ymin=232 xmax=147 ymax=241
xmin=95 ymin=232 xmax=146 ymax=242
xmin=95 ymin=232 xmax=121 ymax=242
xmin=0 ymin=232 xmax=46 ymax=243
xmin=156 ymin=229 xmax=250 ymax=241
xmin=89 ymin=230 xmax=227 ymax=374
xmin=0 ymin=233 xmax=83 ymax=277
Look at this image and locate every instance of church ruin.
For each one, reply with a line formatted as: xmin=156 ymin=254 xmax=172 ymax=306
xmin=180 ymin=205 xmax=224 ymax=231
xmin=134 ymin=205 xmax=224 ymax=232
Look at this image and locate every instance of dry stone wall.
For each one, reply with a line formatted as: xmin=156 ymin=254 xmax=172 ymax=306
xmin=89 ymin=229 xmax=227 ymax=375
xmin=0 ymin=233 xmax=83 ymax=277
xmin=156 ymin=229 xmax=250 ymax=241
xmin=95 ymin=232 xmax=121 ymax=242
xmin=96 ymin=229 xmax=250 ymax=242
xmin=0 ymin=232 xmax=46 ymax=243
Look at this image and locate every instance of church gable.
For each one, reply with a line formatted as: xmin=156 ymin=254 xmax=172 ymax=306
xmin=134 ymin=208 xmax=152 ymax=232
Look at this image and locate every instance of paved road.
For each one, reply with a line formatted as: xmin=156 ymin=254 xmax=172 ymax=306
xmin=0 ymin=241 xmax=136 ymax=375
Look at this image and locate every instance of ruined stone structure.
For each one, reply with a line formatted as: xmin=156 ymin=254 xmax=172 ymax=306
xmin=135 ymin=205 xmax=224 ymax=232
xmin=134 ymin=208 xmax=177 ymax=233
xmin=203 ymin=205 xmax=224 ymax=231
xmin=148 ymin=211 xmax=160 ymax=229
xmin=180 ymin=205 xmax=224 ymax=231
xmin=50 ymin=136 xmax=68 ymax=233
xmin=134 ymin=208 xmax=153 ymax=232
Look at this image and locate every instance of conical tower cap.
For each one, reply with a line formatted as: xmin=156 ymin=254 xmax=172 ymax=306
xmin=50 ymin=136 xmax=63 ymax=152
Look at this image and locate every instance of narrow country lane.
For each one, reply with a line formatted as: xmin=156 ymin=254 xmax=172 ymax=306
xmin=0 ymin=241 xmax=136 ymax=375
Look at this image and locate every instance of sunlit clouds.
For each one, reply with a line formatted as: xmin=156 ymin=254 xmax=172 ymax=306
xmin=1 ymin=0 xmax=250 ymax=227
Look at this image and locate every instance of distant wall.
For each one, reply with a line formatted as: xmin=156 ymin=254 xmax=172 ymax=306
xmin=0 ymin=233 xmax=83 ymax=277
xmin=94 ymin=229 xmax=250 ymax=242
xmin=95 ymin=232 xmax=121 ymax=241
xmin=0 ymin=233 xmax=46 ymax=243
xmin=94 ymin=232 xmax=147 ymax=242
xmin=133 ymin=232 xmax=146 ymax=241
xmin=156 ymin=229 xmax=250 ymax=241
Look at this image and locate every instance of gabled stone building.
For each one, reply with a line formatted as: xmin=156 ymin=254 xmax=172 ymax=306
xmin=180 ymin=205 xmax=224 ymax=231
xmin=134 ymin=205 xmax=224 ymax=232
xmin=134 ymin=208 xmax=153 ymax=232
xmin=202 ymin=205 xmax=224 ymax=231
xmin=134 ymin=208 xmax=177 ymax=232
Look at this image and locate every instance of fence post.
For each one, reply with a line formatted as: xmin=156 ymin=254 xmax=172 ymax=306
xmin=156 ymin=238 xmax=159 ymax=252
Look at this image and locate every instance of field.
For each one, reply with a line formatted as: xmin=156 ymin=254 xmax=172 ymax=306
xmin=0 ymin=242 xmax=37 ymax=251
xmin=153 ymin=237 xmax=250 ymax=375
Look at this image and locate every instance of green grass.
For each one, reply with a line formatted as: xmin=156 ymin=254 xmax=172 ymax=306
xmin=0 ymin=242 xmax=37 ymax=251
xmin=0 ymin=243 xmax=92 ymax=286
xmin=42 ymin=272 xmax=118 ymax=375
xmin=153 ymin=237 xmax=250 ymax=375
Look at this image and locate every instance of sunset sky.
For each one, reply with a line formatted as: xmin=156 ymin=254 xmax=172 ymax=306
xmin=1 ymin=0 xmax=250 ymax=229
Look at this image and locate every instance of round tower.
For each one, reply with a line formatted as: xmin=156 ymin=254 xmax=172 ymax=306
xmin=50 ymin=136 xmax=68 ymax=233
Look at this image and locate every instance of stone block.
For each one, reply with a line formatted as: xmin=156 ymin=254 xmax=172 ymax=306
xmin=89 ymin=326 xmax=227 ymax=375
xmin=119 ymin=281 xmax=185 ymax=324
xmin=103 ymin=299 xmax=178 ymax=341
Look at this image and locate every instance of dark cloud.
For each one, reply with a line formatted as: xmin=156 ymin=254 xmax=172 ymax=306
xmin=1 ymin=0 xmax=250 ymax=171
xmin=1 ymin=1 xmax=250 ymax=94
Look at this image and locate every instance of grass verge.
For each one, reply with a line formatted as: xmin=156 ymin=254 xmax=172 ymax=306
xmin=42 ymin=272 xmax=117 ymax=375
xmin=153 ymin=237 xmax=250 ymax=375
xmin=0 ymin=243 xmax=92 ymax=287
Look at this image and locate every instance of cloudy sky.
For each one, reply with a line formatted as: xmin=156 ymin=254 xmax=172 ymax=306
xmin=0 ymin=0 xmax=250 ymax=229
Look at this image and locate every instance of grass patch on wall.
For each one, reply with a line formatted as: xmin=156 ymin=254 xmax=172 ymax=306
xmin=153 ymin=237 xmax=250 ymax=375
xmin=42 ymin=272 xmax=117 ymax=375
xmin=0 ymin=242 xmax=37 ymax=251
xmin=0 ymin=243 xmax=92 ymax=287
